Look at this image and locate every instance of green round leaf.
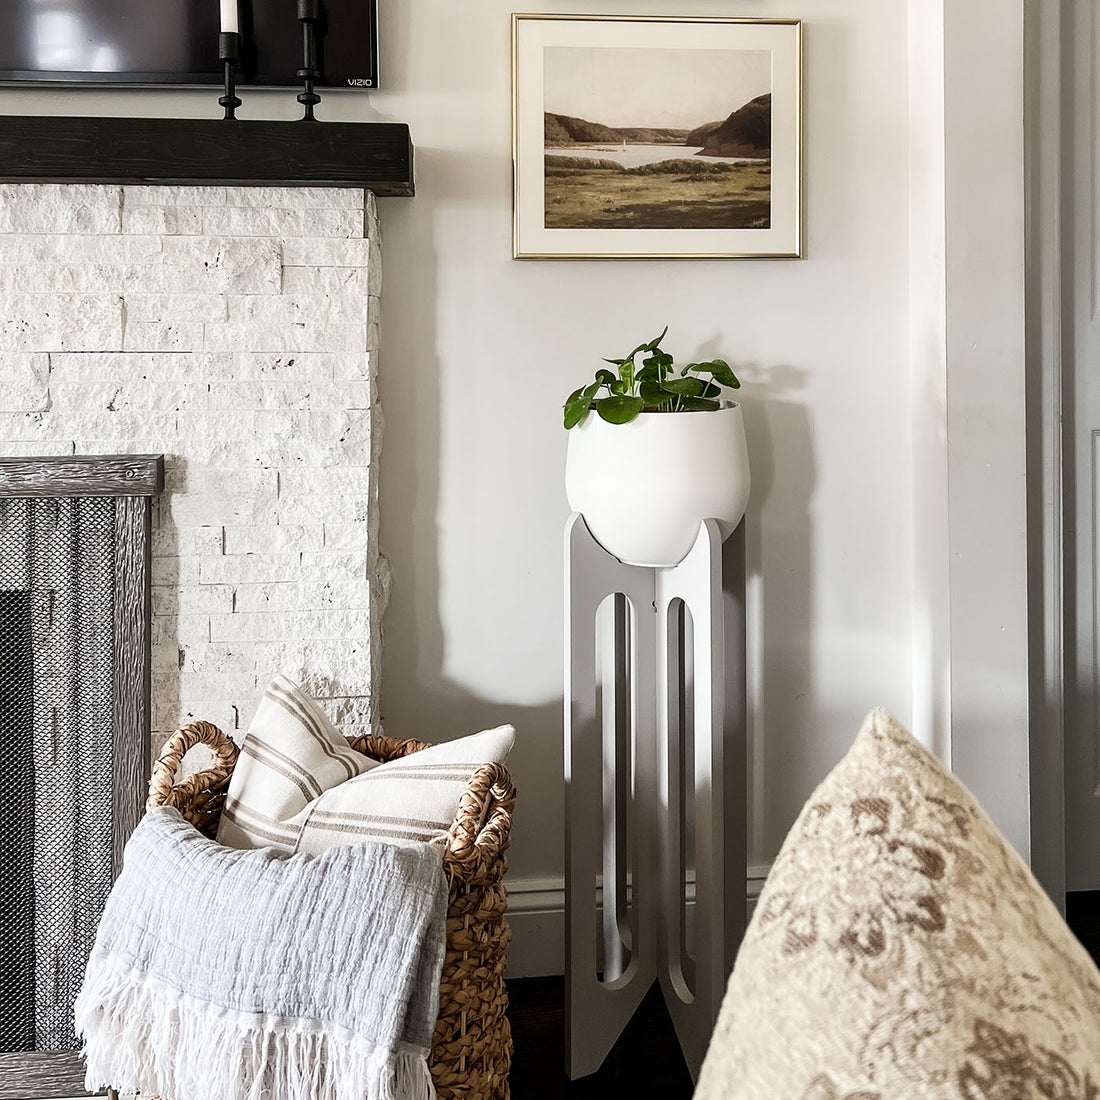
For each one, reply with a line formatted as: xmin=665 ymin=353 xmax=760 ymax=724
xmin=596 ymin=395 xmax=645 ymax=424
xmin=709 ymin=360 xmax=740 ymax=389
xmin=646 ymin=325 xmax=669 ymax=350
xmin=660 ymin=377 xmax=706 ymax=397
xmin=595 ymin=368 xmax=617 ymax=386
xmin=684 ymin=359 xmax=741 ymax=390
xmin=639 ymin=381 xmax=675 ymax=407
xmin=645 ymin=350 xmax=674 ymax=377
xmin=563 ymin=390 xmax=592 ymax=429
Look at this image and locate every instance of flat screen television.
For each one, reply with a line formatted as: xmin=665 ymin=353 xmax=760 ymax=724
xmin=0 ymin=0 xmax=379 ymax=88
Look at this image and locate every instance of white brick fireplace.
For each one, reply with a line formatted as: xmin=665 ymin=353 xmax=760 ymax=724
xmin=0 ymin=183 xmax=386 ymax=746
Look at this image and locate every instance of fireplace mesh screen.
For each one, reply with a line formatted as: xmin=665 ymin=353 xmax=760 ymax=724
xmin=0 ymin=497 xmax=117 ymax=1052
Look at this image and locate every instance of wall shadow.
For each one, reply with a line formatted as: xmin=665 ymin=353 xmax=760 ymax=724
xmin=735 ymin=362 xmax=817 ymax=865
xmin=375 ymin=153 xmax=569 ymax=880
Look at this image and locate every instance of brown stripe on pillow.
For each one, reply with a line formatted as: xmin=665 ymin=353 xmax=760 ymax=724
xmin=221 ymin=802 xmax=299 ymax=848
xmin=241 ymin=738 xmax=324 ymax=801
xmin=361 ymin=770 xmax=477 ymax=782
xmin=267 ymin=681 xmax=359 ymax=781
xmin=308 ymin=810 xmax=454 ymax=830
xmin=369 ymin=764 xmax=480 ymax=775
xmin=297 ymin=819 xmax=444 ymax=845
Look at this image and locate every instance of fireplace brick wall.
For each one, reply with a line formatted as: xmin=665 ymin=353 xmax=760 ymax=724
xmin=0 ymin=183 xmax=386 ymax=745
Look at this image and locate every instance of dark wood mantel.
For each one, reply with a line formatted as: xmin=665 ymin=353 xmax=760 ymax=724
xmin=0 ymin=114 xmax=414 ymax=195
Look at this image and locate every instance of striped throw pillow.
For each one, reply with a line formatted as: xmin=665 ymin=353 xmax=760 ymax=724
xmin=216 ymin=675 xmax=515 ymax=855
xmin=293 ymin=724 xmax=515 ymax=855
xmin=215 ymin=674 xmax=379 ymax=852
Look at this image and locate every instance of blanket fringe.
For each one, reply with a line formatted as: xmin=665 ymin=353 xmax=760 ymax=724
xmin=75 ymin=952 xmax=434 ymax=1100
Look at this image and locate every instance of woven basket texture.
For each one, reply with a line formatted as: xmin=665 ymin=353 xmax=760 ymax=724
xmin=142 ymin=720 xmax=515 ymax=1100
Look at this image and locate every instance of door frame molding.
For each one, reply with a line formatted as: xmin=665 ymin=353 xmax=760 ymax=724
xmin=1023 ymin=0 xmax=1067 ymax=904
xmin=909 ymin=1 xmax=1062 ymax=886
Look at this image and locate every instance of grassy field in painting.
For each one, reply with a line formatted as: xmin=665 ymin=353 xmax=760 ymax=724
xmin=544 ymin=157 xmax=771 ymax=230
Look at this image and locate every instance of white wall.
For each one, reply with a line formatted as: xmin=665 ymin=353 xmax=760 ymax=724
xmin=368 ymin=0 xmax=916 ymax=882
xmin=0 ymin=2 xmax=1035 ymax=911
xmin=372 ymin=0 xmax=1035 ymax=889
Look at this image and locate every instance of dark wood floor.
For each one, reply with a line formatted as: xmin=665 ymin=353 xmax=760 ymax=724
xmin=507 ymin=977 xmax=693 ymax=1099
xmin=1067 ymin=890 xmax=1100 ymax=965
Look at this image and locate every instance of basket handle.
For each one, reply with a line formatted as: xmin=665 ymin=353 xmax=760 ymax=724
xmin=147 ymin=720 xmax=240 ymax=812
xmin=347 ymin=732 xmax=433 ymax=760
xmin=445 ymin=762 xmax=516 ymax=881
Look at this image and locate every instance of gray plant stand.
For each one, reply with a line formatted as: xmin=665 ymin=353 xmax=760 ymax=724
xmin=563 ymin=512 xmax=748 ymax=1082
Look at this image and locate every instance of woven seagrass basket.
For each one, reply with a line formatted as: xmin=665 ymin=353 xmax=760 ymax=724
xmin=143 ymin=720 xmax=516 ymax=1100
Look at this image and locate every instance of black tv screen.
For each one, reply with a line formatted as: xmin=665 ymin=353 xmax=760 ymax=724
xmin=0 ymin=0 xmax=379 ymax=88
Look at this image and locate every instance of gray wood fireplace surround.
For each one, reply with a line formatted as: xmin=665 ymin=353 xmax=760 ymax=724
xmin=0 ymin=454 xmax=162 ymax=1099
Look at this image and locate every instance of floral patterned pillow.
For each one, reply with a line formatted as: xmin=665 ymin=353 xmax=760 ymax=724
xmin=695 ymin=708 xmax=1100 ymax=1100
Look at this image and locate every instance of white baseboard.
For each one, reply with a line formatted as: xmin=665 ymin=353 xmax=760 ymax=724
xmin=505 ymin=864 xmax=772 ymax=978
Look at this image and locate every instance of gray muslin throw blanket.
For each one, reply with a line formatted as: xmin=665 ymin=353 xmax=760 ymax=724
xmin=75 ymin=807 xmax=448 ymax=1100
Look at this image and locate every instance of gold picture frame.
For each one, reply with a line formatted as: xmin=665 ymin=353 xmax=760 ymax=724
xmin=512 ymin=13 xmax=802 ymax=260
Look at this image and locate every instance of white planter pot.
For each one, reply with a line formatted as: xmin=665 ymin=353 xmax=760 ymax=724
xmin=565 ymin=402 xmax=750 ymax=568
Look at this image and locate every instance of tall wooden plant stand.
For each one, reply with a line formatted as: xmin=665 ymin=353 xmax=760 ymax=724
xmin=563 ymin=512 xmax=747 ymax=1082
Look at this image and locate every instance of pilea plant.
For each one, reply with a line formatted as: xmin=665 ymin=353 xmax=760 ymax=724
xmin=563 ymin=326 xmax=740 ymax=429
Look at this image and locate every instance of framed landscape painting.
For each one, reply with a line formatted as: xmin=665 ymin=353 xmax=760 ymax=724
xmin=512 ymin=14 xmax=802 ymax=260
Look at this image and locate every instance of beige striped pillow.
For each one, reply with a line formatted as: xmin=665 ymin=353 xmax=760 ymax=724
xmin=293 ymin=724 xmax=515 ymax=855
xmin=216 ymin=675 xmax=515 ymax=855
xmin=215 ymin=674 xmax=379 ymax=851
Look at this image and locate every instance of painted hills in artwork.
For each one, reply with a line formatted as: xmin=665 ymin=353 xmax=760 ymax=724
xmin=544 ymin=112 xmax=690 ymax=146
xmin=686 ymin=93 xmax=772 ymax=157
xmin=545 ymin=92 xmax=772 ymax=158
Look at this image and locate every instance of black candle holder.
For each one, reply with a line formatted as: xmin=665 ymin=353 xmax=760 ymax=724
xmin=297 ymin=0 xmax=322 ymax=121
xmin=218 ymin=31 xmax=242 ymax=120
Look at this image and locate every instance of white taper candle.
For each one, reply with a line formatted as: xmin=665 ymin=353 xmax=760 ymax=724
xmin=220 ymin=0 xmax=239 ymax=34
